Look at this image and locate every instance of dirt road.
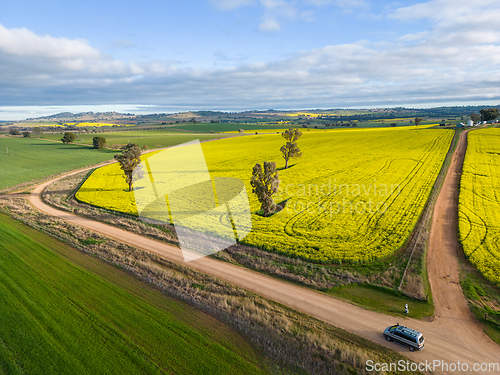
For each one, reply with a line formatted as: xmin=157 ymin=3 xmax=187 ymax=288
xmin=20 ymin=129 xmax=500 ymax=374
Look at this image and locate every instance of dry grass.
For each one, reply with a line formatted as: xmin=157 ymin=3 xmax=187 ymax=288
xmin=42 ymin=169 xmax=430 ymax=300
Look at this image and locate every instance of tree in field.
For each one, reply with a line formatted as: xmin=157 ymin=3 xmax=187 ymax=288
xmin=22 ymin=131 xmax=31 ymax=138
xmin=470 ymin=113 xmax=481 ymax=123
xmin=250 ymin=161 xmax=280 ymax=216
xmin=9 ymin=128 xmax=20 ymax=135
xmin=92 ymin=136 xmax=106 ymax=149
xmin=114 ymin=143 xmax=142 ymax=192
xmin=33 ymin=127 xmax=43 ymax=138
xmin=280 ymin=128 xmax=302 ymax=169
xmin=480 ymin=108 xmax=499 ymax=122
xmin=414 ymin=117 xmax=423 ymax=126
xmin=61 ymin=132 xmax=76 ymax=143
xmin=238 ymin=129 xmax=244 ymax=134
xmin=390 ymin=123 xmax=397 ymax=127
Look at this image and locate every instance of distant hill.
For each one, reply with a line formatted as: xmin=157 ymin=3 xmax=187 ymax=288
xmin=4 ymin=105 xmax=499 ymax=126
xmin=26 ymin=111 xmax=136 ymax=122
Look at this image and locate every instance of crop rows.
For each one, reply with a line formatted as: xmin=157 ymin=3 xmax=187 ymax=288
xmin=77 ymin=127 xmax=453 ymax=264
xmin=459 ymin=129 xmax=500 ymax=284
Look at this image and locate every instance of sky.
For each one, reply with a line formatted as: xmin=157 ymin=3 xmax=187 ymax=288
xmin=1 ymin=0 xmax=500 ymax=120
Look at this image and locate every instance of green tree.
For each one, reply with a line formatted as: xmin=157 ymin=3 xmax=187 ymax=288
xmin=250 ymin=161 xmax=280 ymax=216
xmin=9 ymin=128 xmax=20 ymax=135
xmin=414 ymin=117 xmax=423 ymax=126
xmin=280 ymin=128 xmax=302 ymax=169
xmin=470 ymin=113 xmax=481 ymax=123
xmin=92 ymin=136 xmax=106 ymax=149
xmin=22 ymin=131 xmax=31 ymax=138
xmin=114 ymin=143 xmax=142 ymax=192
xmin=480 ymin=108 xmax=499 ymax=122
xmin=61 ymin=132 xmax=76 ymax=143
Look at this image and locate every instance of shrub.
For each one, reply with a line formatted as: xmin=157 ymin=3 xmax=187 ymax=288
xmin=93 ymin=136 xmax=106 ymax=149
xmin=61 ymin=132 xmax=77 ymax=144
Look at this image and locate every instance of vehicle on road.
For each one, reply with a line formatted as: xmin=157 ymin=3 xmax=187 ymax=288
xmin=383 ymin=324 xmax=425 ymax=352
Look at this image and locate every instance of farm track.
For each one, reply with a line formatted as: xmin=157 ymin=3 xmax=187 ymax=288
xmin=3 ymin=129 xmax=500 ymax=374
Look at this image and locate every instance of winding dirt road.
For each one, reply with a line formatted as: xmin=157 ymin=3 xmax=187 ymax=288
xmin=9 ymin=129 xmax=500 ymax=373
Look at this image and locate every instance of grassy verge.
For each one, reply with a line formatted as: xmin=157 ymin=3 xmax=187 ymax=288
xmin=327 ymin=284 xmax=434 ymax=319
xmin=43 ymin=169 xmax=437 ymax=320
xmin=460 ymin=264 xmax=500 ymax=345
xmin=0 ymin=213 xmax=267 ymax=375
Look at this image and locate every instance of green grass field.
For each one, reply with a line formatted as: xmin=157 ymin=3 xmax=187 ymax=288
xmin=0 ymin=132 xmax=231 ymax=191
xmin=168 ymin=122 xmax=295 ymax=133
xmin=39 ymin=129 xmax=231 ymax=150
xmin=0 ymin=213 xmax=266 ymax=374
xmin=0 ymin=137 xmax=116 ymax=191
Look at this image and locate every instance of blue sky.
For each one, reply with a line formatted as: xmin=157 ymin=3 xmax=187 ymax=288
xmin=1 ymin=0 xmax=500 ymax=120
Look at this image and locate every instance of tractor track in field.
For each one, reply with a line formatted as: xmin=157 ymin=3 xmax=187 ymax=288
xmin=3 ymin=128 xmax=500 ymax=374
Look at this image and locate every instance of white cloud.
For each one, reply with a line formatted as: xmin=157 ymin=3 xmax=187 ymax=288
xmin=390 ymin=0 xmax=500 ymax=22
xmin=398 ymin=31 xmax=429 ymax=42
xmin=260 ymin=0 xmax=298 ymax=18
xmin=259 ymin=17 xmax=281 ymax=31
xmin=0 ymin=24 xmax=100 ymax=59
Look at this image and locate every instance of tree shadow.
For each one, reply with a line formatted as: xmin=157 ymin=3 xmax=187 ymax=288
xmin=277 ymin=164 xmax=296 ymax=171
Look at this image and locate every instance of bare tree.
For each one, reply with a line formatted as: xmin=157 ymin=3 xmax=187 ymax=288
xmin=33 ymin=127 xmax=43 ymax=137
xmin=114 ymin=143 xmax=142 ymax=192
xmin=250 ymin=161 xmax=280 ymax=216
xmin=280 ymin=128 xmax=302 ymax=169
xmin=470 ymin=113 xmax=481 ymax=123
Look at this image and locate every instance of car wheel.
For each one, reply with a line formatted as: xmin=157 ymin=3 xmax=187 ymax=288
xmin=409 ymin=346 xmax=415 ymax=352
xmin=385 ymin=336 xmax=391 ymax=342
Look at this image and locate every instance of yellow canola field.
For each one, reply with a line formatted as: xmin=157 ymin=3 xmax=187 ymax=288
xmin=77 ymin=126 xmax=453 ymax=264
xmin=459 ymin=129 xmax=500 ymax=284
